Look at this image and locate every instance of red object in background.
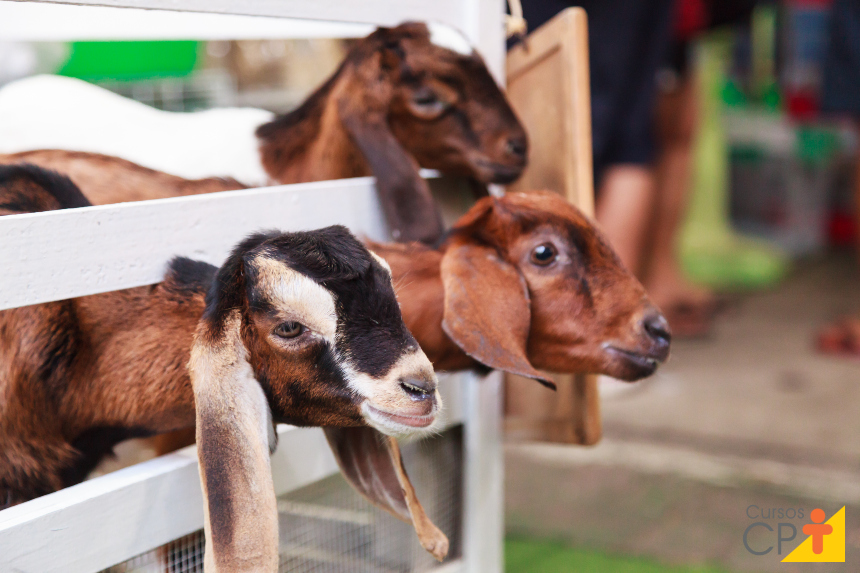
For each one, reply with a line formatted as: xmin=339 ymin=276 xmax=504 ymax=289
xmin=786 ymin=89 xmax=820 ymax=120
xmin=827 ymin=211 xmax=856 ymax=247
xmin=675 ymin=0 xmax=707 ymax=40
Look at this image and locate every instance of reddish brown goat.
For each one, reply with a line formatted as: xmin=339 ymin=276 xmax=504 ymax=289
xmin=374 ymin=190 xmax=671 ymax=384
xmin=0 ymin=22 xmax=527 ymax=243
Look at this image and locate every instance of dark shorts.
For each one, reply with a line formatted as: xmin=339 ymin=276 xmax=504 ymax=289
xmin=516 ymin=0 xmax=675 ymax=185
xmin=822 ymin=0 xmax=860 ymax=118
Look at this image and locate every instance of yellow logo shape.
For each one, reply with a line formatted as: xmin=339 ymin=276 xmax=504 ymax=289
xmin=782 ymin=507 xmax=845 ymax=562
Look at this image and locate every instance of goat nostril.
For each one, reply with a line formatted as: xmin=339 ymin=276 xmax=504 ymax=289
xmin=400 ymin=378 xmax=435 ymax=400
xmin=505 ymin=137 xmax=527 ymax=159
xmin=643 ymin=313 xmax=672 ymax=344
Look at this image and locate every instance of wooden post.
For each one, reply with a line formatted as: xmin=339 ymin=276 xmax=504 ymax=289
xmin=504 ymin=8 xmax=602 ymax=445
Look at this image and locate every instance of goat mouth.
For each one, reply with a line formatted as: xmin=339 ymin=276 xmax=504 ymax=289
xmin=364 ymin=403 xmax=436 ymax=429
xmin=604 ymin=346 xmax=665 ymax=379
xmin=474 ymin=160 xmax=524 ymax=184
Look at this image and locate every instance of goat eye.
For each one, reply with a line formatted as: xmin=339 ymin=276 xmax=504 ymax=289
xmin=410 ymin=89 xmax=448 ymax=115
xmin=413 ymin=91 xmax=439 ymax=105
xmin=530 ymin=243 xmax=557 ymax=266
xmin=274 ymin=321 xmax=304 ymax=339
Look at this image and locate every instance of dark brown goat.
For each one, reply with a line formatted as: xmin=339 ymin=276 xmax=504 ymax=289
xmin=0 ymin=22 xmax=526 ymax=243
xmin=0 ymin=165 xmax=450 ymax=564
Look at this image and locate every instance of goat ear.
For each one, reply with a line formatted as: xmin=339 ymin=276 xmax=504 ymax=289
xmin=191 ymin=311 xmax=279 ymax=572
xmin=324 ymin=427 xmax=449 ymax=561
xmin=337 ymin=56 xmax=443 ymax=244
xmin=203 ymin=231 xmax=277 ymax=334
xmin=441 ymin=242 xmax=556 ymax=389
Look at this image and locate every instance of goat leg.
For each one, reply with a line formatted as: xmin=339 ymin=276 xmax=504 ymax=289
xmin=323 ymin=426 xmax=449 ymax=561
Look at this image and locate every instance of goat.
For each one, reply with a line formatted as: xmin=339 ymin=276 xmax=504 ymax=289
xmin=152 ymin=190 xmax=672 ymax=457
xmin=373 ymin=190 xmax=672 ymax=384
xmin=0 ymin=164 xmax=450 ymax=565
xmin=0 ymin=22 xmax=527 ymax=243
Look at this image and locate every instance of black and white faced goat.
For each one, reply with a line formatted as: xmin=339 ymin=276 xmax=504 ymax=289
xmin=191 ymin=229 xmax=448 ymax=571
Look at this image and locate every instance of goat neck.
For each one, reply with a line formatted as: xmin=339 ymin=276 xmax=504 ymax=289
xmin=256 ymin=68 xmax=367 ymax=184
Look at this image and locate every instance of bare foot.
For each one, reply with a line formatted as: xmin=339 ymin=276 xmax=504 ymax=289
xmin=816 ymin=317 xmax=860 ymax=357
xmin=646 ymin=265 xmax=719 ymax=337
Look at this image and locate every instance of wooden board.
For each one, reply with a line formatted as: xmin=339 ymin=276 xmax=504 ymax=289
xmin=504 ymin=7 xmax=601 ymax=445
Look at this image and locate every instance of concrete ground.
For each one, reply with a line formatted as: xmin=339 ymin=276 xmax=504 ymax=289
xmin=506 ymin=254 xmax=860 ymax=572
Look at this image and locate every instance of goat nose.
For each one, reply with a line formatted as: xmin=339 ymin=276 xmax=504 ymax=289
xmin=642 ymin=312 xmax=672 ymax=346
xmin=505 ymin=136 xmax=527 ymax=160
xmin=399 ymin=377 xmax=436 ymax=401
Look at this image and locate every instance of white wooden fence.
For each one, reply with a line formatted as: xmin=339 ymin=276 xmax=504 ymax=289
xmin=0 ymin=1 xmax=507 ymax=571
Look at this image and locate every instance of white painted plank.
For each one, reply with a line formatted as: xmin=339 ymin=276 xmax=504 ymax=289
xmin=0 ymin=445 xmax=204 ymax=573
xmin=0 ymin=178 xmax=390 ymax=311
xmin=459 ymin=2 xmax=506 ymax=571
xmin=0 ymin=375 xmax=465 ymax=573
xmin=0 ymin=1 xmax=374 ymax=41
xmin=462 ymin=371 xmax=504 ymax=573
xmin=16 ymin=0 xmax=466 ymax=31
xmin=462 ymin=0 xmax=506 ymax=81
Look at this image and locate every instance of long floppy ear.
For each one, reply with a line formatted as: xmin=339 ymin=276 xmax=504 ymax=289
xmin=324 ymin=427 xmax=449 ymax=561
xmin=337 ymin=43 xmax=443 ymax=245
xmin=192 ymin=311 xmax=279 ymax=569
xmin=441 ymin=242 xmax=556 ymax=389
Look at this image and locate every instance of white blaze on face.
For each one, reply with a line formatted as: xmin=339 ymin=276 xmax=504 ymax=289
xmin=427 ymin=22 xmax=474 ymax=56
xmin=346 ymin=347 xmax=442 ymax=438
xmin=251 ymin=256 xmax=338 ymax=340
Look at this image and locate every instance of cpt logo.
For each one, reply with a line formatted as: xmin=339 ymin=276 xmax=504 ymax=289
xmin=743 ymin=505 xmax=845 ymax=562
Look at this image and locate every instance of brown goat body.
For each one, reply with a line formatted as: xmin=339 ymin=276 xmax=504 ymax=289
xmin=0 ymin=167 xmax=454 ymax=566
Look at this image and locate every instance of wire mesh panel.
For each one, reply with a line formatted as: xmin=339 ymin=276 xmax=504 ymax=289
xmin=96 ymin=427 xmax=463 ymax=573
xmin=98 ymin=532 xmax=205 ymax=573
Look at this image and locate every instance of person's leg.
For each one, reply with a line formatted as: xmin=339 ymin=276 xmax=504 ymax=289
xmin=646 ymin=73 xmax=716 ymax=319
xmin=595 ymin=165 xmax=655 ymax=274
xmin=589 ymin=0 xmax=675 ymax=276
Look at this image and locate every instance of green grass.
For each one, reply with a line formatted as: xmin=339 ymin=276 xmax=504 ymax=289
xmin=505 ymin=538 xmax=729 ymax=573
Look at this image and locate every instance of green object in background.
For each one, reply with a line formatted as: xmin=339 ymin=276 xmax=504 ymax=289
xmin=679 ymin=34 xmax=788 ymax=290
xmin=796 ymin=125 xmax=839 ymax=166
xmin=720 ymin=78 xmax=747 ymax=109
xmin=505 ymin=538 xmax=729 ymax=573
xmin=58 ymin=41 xmax=201 ymax=81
